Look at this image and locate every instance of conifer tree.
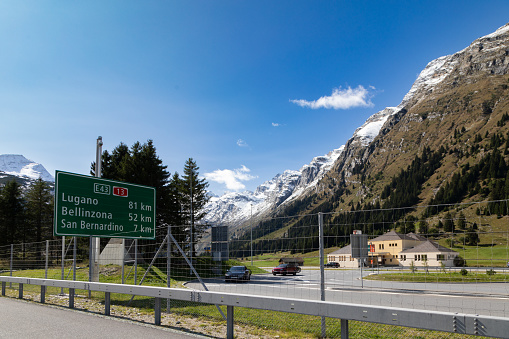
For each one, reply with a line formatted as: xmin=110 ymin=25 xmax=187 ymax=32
xmin=91 ymin=140 xmax=171 ymax=250
xmin=0 ymin=180 xmax=25 ymax=246
xmin=25 ymin=178 xmax=54 ymax=265
xmin=167 ymin=172 xmax=186 ymax=247
xmin=180 ymin=158 xmax=210 ymax=259
xmin=26 ymin=178 xmax=54 ymax=242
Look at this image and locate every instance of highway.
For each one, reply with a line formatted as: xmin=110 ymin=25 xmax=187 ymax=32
xmin=186 ymin=268 xmax=509 ymax=318
xmin=0 ymin=297 xmax=208 ymax=339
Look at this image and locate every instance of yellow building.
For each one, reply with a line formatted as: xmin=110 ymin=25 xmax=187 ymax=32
xmin=327 ymin=230 xmax=459 ymax=268
xmin=367 ymin=230 xmax=426 ymax=266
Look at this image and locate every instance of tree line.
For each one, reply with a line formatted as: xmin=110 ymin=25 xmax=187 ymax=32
xmin=0 ymin=178 xmax=53 ymax=247
xmin=0 ymin=140 xmax=210 ymax=261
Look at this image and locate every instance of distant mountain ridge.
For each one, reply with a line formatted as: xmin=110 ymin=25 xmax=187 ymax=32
xmin=203 ymin=22 xmax=509 ymax=235
xmin=0 ymin=154 xmax=54 ymax=185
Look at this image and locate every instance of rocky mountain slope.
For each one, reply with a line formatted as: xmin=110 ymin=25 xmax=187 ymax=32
xmin=206 ymin=23 xmax=509 ymax=241
xmin=203 ymin=146 xmax=344 ymax=227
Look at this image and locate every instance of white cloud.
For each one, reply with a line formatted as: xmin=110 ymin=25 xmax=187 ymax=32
xmin=272 ymin=122 xmax=280 ymax=127
xmin=237 ymin=139 xmax=248 ymax=147
xmin=290 ymin=85 xmax=374 ymax=110
xmin=204 ymin=165 xmax=257 ymax=191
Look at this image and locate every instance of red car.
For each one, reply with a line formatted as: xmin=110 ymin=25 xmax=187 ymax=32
xmin=272 ymin=263 xmax=301 ymax=276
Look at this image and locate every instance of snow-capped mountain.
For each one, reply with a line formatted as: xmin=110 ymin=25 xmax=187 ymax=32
xmin=0 ymin=154 xmax=54 ymax=183
xmin=203 ymin=146 xmax=344 ymax=226
xmin=204 ymin=23 xmax=509 ymax=229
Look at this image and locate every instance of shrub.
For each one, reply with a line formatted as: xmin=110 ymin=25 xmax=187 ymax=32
xmin=454 ymin=256 xmax=466 ymax=267
xmin=486 ymin=269 xmax=496 ymax=276
xmin=460 ymin=268 xmax=468 ymax=276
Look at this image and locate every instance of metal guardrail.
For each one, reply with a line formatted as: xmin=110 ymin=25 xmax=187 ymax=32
xmin=1 ymin=275 xmax=508 ymax=339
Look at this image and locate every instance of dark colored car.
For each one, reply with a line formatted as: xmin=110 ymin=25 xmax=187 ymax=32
xmin=272 ymin=263 xmax=301 ymax=276
xmin=225 ymin=266 xmax=251 ymax=282
xmin=324 ymin=262 xmax=340 ymax=268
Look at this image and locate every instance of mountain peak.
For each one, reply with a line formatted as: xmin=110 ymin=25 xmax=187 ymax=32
xmin=0 ymin=154 xmax=54 ymax=182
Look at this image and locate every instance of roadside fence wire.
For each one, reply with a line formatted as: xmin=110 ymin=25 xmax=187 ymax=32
xmin=1 ymin=200 xmax=509 ymax=338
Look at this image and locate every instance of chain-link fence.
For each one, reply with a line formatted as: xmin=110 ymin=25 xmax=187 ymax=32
xmin=2 ymin=201 xmax=509 ymax=338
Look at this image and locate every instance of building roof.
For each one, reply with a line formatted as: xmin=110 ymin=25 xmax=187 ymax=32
xmin=369 ymin=230 xmax=420 ymax=242
xmin=399 ymin=240 xmax=458 ymax=254
xmin=329 ymin=244 xmax=352 ymax=255
xmin=406 ymin=232 xmax=429 ymax=241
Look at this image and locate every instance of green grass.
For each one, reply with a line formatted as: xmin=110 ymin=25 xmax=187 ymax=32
xmin=449 ymin=245 xmax=509 ymax=267
xmin=366 ymin=271 xmax=509 ymax=282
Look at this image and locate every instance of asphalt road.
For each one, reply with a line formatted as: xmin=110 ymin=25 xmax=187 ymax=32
xmin=186 ymin=268 xmax=509 ymax=318
xmin=0 ymin=297 xmax=208 ymax=339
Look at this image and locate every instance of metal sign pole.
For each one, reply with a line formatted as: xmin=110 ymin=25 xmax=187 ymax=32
xmin=61 ymin=237 xmax=65 ymax=294
xmin=91 ymin=136 xmax=102 ymax=283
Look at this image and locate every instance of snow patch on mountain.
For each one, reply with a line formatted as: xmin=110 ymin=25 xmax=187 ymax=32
xmin=203 ymin=145 xmax=344 ymax=225
xmin=0 ymin=154 xmax=54 ymax=182
xmin=204 ymin=22 xmax=509 ymax=229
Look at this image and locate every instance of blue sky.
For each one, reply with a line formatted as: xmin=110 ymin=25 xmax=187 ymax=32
xmin=1 ymin=1 xmax=509 ymax=196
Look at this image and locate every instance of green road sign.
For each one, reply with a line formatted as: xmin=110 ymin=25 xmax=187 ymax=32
xmin=54 ymin=171 xmax=156 ymax=239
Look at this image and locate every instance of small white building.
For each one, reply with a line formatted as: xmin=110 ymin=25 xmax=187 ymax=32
xmin=327 ymin=244 xmax=363 ymax=268
xmin=399 ymin=240 xmax=459 ymax=268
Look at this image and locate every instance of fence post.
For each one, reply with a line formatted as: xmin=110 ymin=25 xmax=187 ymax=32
xmin=45 ymin=240 xmax=49 ymax=279
xmin=18 ymin=283 xmax=23 ymax=299
xmin=154 ymin=297 xmax=161 ymax=325
xmin=69 ymin=288 xmax=74 ymax=308
xmin=41 ymin=286 xmax=46 ymax=303
xmin=134 ymin=239 xmax=138 ymax=285
xmin=73 ymin=237 xmax=77 ymax=281
xmin=105 ymin=292 xmax=110 ymax=316
xmin=88 ymin=236 xmax=92 ymax=298
xmin=9 ymin=244 xmax=13 ymax=288
xmin=227 ymin=305 xmax=234 ymax=339
xmin=341 ymin=318 xmax=349 ymax=339
xmin=121 ymin=239 xmax=125 ymax=284
xmin=319 ymin=212 xmax=326 ymax=338
xmin=167 ymin=224 xmax=171 ymax=314
xmin=41 ymin=285 xmax=46 ymax=303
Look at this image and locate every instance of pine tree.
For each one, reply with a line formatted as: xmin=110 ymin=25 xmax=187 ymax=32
xmin=0 ymin=180 xmax=25 ymax=245
xmin=167 ymin=172 xmax=187 ymax=250
xmin=25 ymin=178 xmax=54 ymax=242
xmin=180 ymin=158 xmax=210 ymax=259
xmin=25 ymin=178 xmax=54 ymax=265
xmin=91 ymin=140 xmax=172 ymax=253
xmin=456 ymin=212 xmax=466 ymax=231
xmin=443 ymin=212 xmax=454 ymax=233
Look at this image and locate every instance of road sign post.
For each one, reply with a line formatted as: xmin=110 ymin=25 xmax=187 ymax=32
xmin=54 ymin=171 xmax=156 ymax=239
